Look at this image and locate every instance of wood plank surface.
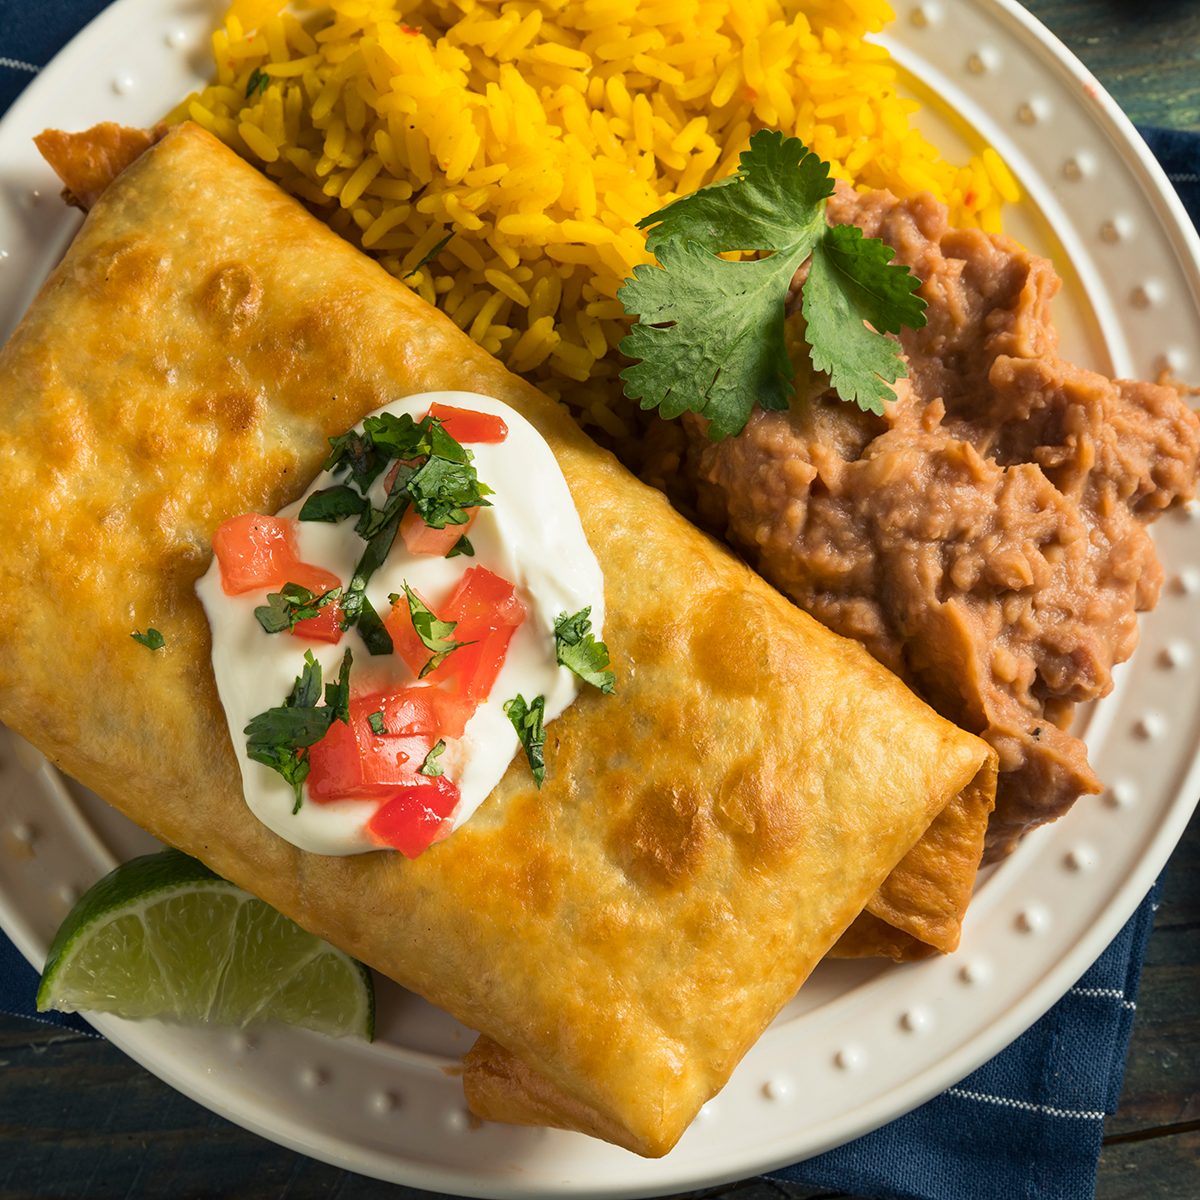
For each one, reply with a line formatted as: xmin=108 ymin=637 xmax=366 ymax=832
xmin=1 ymin=2 xmax=1198 ymax=1198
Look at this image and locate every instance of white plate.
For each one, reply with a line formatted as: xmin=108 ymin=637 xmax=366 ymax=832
xmin=1 ymin=0 xmax=1198 ymax=1195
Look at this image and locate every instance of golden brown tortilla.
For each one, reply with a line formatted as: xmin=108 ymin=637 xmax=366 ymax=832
xmin=36 ymin=122 xmax=1000 ymax=967
xmin=0 ymin=123 xmax=995 ymax=1156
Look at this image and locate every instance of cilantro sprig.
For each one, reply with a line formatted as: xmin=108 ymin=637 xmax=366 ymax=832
xmin=244 ymin=649 xmax=352 ymax=813
xmin=618 ymin=130 xmax=927 ymax=439
xmin=504 ymin=694 xmax=546 ymax=787
xmin=554 ymin=608 xmax=614 ymax=694
xmin=254 ymin=583 xmax=342 ymax=635
xmin=131 ymin=628 xmax=164 ymax=650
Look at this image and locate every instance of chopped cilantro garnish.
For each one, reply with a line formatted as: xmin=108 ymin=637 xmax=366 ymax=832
xmin=398 ymin=584 xmax=472 ymax=678
xmin=618 ymin=130 xmax=926 ymax=439
xmin=503 ymin=694 xmax=545 ymax=787
xmin=244 ymin=649 xmax=352 ymax=812
xmin=554 ymin=608 xmax=615 ymax=694
xmin=254 ymin=583 xmax=341 ymax=635
xmin=316 ymin=412 xmax=493 ymax=648
xmin=354 ymin=593 xmax=394 ymax=656
xmin=323 ymin=428 xmax=390 ymax=492
xmin=405 ymin=456 xmax=492 ymax=529
xmin=299 ymin=485 xmax=368 ymax=523
xmin=446 ymin=535 xmax=474 ymax=558
xmin=341 ymin=501 xmax=404 ymax=639
xmin=131 ymin=628 xmax=164 ymax=651
xmin=418 ymin=739 xmax=447 ymax=777
xmin=245 ymin=68 xmax=269 ymax=98
xmin=367 ymin=710 xmax=387 ymax=736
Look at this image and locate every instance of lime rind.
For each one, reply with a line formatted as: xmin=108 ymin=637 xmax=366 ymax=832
xmin=37 ymin=849 xmax=221 ymax=1011
xmin=37 ymin=849 xmax=374 ymax=1041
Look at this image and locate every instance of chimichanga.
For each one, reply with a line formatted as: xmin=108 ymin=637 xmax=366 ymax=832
xmin=36 ymin=121 xmax=998 ymax=964
xmin=0 ymin=123 xmax=995 ymax=1156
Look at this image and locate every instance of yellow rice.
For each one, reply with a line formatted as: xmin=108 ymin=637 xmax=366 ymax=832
xmin=171 ymin=0 xmax=1015 ymax=435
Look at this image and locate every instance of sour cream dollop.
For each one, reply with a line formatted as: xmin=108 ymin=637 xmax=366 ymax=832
xmin=197 ymin=392 xmax=604 ymax=856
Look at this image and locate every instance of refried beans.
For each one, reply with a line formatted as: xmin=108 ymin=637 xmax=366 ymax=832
xmin=641 ymin=185 xmax=1200 ymax=859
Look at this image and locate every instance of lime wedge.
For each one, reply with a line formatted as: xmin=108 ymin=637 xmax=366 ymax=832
xmin=37 ymin=849 xmax=373 ymax=1039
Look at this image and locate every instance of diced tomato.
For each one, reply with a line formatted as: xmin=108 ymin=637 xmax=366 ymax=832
xmin=291 ymin=598 xmax=343 ymax=644
xmin=307 ymin=694 xmax=435 ymax=802
xmin=399 ymin=505 xmax=478 ymax=557
xmin=439 ymin=635 xmax=513 ymax=704
xmin=438 ymin=567 xmax=526 ymax=702
xmin=384 ymin=587 xmax=437 ymax=678
xmin=427 ymin=402 xmax=508 ymax=443
xmin=213 ymin=514 xmax=343 ymax=648
xmin=443 ymin=565 xmax=526 ymax=627
xmin=382 ymin=686 xmax=477 ymax=739
xmin=367 ymin=776 xmax=461 ymax=858
xmin=279 ymin=561 xmax=345 ymax=645
xmin=213 ymin=514 xmax=296 ymax=595
xmin=383 ymin=568 xmax=525 ymax=701
xmin=282 ymin=561 xmax=343 ymax=596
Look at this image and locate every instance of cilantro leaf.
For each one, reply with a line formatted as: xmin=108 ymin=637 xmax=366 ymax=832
xmin=287 ymin=649 xmax=324 ymax=709
xmin=254 ymin=583 xmax=341 ymax=635
xmin=299 ymin=485 xmax=368 ymax=523
xmin=355 ymin=593 xmax=394 ymax=656
xmin=812 ymin=222 xmax=928 ymax=337
xmin=554 ymin=608 xmax=615 ymax=694
xmin=418 ymin=739 xmax=447 ymax=777
xmin=131 ymin=628 xmax=164 ymax=650
xmin=620 ymin=240 xmax=798 ymax=439
xmin=446 ymin=535 xmax=474 ymax=558
xmin=619 ymin=129 xmax=927 ymax=438
xmin=406 ymin=456 xmax=492 ymax=529
xmin=323 ymin=648 xmax=353 ymax=723
xmin=400 ymin=584 xmax=473 ymax=677
xmin=639 ymin=131 xmax=832 ymax=255
xmin=802 ymin=223 xmax=924 ymax=414
xmin=361 ymin=412 xmax=438 ymax=463
xmin=341 ymin=503 xmax=405 ymax=634
xmin=324 ymin=429 xmax=389 ymax=491
xmin=367 ymin=710 xmax=387 ymax=736
xmin=503 ymin=694 xmax=546 ymax=787
xmin=248 ymin=744 xmax=310 ymax=813
xmin=245 ymin=649 xmax=353 ymax=811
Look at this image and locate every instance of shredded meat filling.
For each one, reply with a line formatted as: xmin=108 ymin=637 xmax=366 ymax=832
xmin=646 ymin=186 xmax=1200 ymax=859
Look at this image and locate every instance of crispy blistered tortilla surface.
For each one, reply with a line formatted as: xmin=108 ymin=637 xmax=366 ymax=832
xmin=0 ymin=124 xmax=993 ymax=1156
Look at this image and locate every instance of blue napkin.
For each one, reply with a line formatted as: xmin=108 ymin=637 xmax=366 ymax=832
xmin=0 ymin=10 xmax=1194 ymax=1200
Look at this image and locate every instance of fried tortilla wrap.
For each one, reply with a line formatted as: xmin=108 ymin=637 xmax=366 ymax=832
xmin=0 ymin=123 xmax=996 ymax=1156
xmin=39 ymin=123 xmax=999 ymax=966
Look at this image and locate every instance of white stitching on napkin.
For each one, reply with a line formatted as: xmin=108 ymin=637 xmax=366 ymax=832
xmin=1068 ymin=986 xmax=1136 ymax=1010
xmin=0 ymin=57 xmax=38 ymax=73
xmin=946 ymin=1088 xmax=1105 ymax=1121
